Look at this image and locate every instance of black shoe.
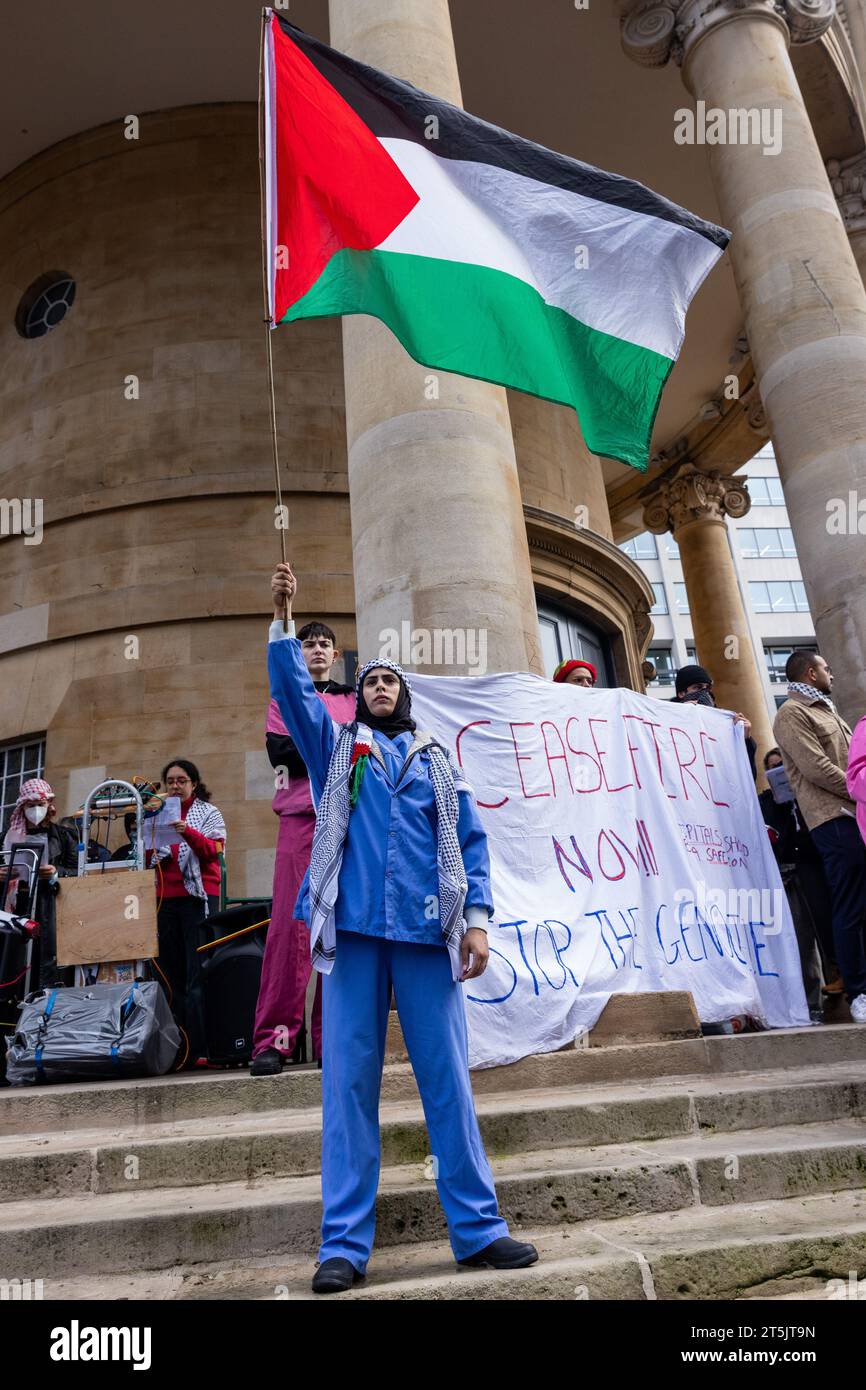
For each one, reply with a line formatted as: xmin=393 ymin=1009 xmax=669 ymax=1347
xmin=311 ymin=1258 xmax=364 ymax=1294
xmin=250 ymin=1048 xmax=284 ymax=1076
xmin=316 ymin=1058 xmax=322 ymax=1070
xmin=458 ymin=1237 xmax=539 ymax=1270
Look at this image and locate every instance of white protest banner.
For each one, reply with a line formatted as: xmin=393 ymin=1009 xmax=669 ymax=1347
xmin=409 ymin=672 xmax=809 ymax=1069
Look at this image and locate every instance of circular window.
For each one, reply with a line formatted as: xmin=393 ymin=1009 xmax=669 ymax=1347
xmin=15 ymin=272 xmax=76 ymax=340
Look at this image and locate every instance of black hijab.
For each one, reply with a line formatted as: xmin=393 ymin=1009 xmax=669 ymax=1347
xmin=355 ymin=660 xmax=416 ymax=739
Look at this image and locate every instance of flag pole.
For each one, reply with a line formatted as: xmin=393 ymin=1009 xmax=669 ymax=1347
xmin=258 ymin=6 xmax=289 ymax=632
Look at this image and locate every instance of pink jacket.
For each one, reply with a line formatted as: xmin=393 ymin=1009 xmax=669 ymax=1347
xmin=847 ymin=715 xmax=866 ymax=847
xmin=267 ymin=690 xmax=356 ymax=816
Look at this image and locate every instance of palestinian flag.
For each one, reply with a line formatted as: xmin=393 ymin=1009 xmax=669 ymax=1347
xmin=262 ymin=14 xmax=729 ymax=471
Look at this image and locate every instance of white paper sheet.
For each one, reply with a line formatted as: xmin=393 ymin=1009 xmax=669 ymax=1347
xmin=141 ymin=797 xmax=182 ymax=852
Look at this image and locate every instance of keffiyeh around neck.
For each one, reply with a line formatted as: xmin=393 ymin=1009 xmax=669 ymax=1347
xmin=308 ymin=719 xmax=472 ymax=982
xmin=154 ymin=796 xmax=225 ymax=916
xmin=355 ymin=657 xmax=416 ymax=738
xmin=789 ymin=681 xmax=836 ymax=711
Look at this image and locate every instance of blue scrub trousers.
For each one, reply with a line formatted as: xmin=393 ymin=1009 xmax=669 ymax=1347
xmin=319 ymin=928 xmax=509 ymax=1272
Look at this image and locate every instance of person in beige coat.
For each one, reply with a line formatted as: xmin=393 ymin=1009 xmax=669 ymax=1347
xmin=774 ymin=650 xmax=866 ymax=1023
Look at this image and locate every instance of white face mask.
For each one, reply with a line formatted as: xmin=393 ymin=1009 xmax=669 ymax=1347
xmin=25 ymin=804 xmax=48 ymax=826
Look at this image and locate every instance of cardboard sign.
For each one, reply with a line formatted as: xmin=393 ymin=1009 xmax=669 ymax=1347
xmin=56 ymin=870 xmax=158 ymax=966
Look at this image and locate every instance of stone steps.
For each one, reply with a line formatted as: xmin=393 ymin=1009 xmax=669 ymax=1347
xmin=34 ymin=1188 xmax=866 ymax=1302
xmin=2 ymin=1024 xmax=864 ymax=1137
xmin=1 ymin=1024 xmax=864 ymax=1299
xmin=3 ymin=1114 xmax=866 ymax=1279
xmin=1 ymin=1064 xmax=864 ymax=1200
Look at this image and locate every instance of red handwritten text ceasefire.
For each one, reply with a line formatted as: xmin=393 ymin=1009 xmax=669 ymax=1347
xmin=455 ymin=712 xmax=732 ymax=810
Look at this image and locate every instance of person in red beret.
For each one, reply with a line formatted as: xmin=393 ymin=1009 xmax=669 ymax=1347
xmin=552 ymin=658 xmax=597 ymax=689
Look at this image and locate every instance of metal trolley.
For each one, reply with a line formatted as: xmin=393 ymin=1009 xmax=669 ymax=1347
xmin=73 ymin=779 xmax=157 ymax=987
xmin=77 ymin=779 xmax=147 ymax=875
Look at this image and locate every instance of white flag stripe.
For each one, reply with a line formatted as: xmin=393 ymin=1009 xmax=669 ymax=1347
xmin=377 ymin=138 xmax=721 ymax=360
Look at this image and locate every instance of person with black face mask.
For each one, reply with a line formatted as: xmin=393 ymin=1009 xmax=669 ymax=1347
xmin=674 ymin=664 xmax=758 ymax=781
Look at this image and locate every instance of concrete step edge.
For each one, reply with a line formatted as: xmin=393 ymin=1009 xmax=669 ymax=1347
xmin=2 ymin=1050 xmax=866 ymax=1147
xmin=2 ymin=1025 xmax=864 ymax=1137
xmin=35 ymin=1188 xmax=866 ymax=1302
xmin=2 ymin=1119 xmax=866 ymax=1226
xmin=2 ymin=1067 xmax=866 ymax=1156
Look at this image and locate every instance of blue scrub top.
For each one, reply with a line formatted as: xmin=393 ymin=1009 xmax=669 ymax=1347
xmin=268 ymin=634 xmax=493 ymax=946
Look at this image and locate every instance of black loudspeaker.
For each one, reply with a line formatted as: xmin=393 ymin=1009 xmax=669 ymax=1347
xmin=198 ymin=904 xmax=271 ymax=1066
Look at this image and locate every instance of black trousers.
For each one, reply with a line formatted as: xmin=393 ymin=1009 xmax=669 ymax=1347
xmin=782 ymin=871 xmax=823 ymax=1012
xmin=156 ymin=895 xmax=218 ymax=1063
xmin=795 ymin=854 xmax=838 ymax=977
xmin=32 ymin=884 xmax=73 ymax=989
xmin=810 ymin=817 xmax=866 ymax=1001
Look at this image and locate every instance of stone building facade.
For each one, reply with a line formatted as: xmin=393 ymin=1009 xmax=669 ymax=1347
xmin=1 ymin=0 xmax=864 ymax=893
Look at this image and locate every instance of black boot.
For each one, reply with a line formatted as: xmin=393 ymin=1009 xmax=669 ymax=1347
xmin=458 ymin=1236 xmax=539 ymax=1270
xmin=311 ymin=1258 xmax=364 ymax=1294
xmin=249 ymin=1047 xmax=284 ymax=1076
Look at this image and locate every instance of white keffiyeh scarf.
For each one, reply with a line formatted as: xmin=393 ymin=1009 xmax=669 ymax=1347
xmin=308 ymin=720 xmax=473 ymax=982
xmin=788 ymin=681 xmax=836 ymax=712
xmin=156 ymin=797 xmax=225 ymax=917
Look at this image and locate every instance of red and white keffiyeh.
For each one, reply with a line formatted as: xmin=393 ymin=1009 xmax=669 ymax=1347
xmin=3 ymin=778 xmax=54 ymax=850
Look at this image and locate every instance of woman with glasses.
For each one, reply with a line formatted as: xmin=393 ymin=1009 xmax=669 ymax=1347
xmin=151 ymin=759 xmax=226 ymax=1067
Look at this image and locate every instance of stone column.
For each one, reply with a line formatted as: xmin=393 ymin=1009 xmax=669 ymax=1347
xmin=828 ymin=150 xmax=866 ymax=281
xmin=643 ymin=464 xmax=775 ymax=758
xmin=841 ymin=0 xmax=866 ymax=84
xmin=507 ymin=391 xmax=614 ymax=538
xmin=623 ymin=0 xmax=866 ymax=724
xmin=328 ymin=0 xmax=543 ymax=676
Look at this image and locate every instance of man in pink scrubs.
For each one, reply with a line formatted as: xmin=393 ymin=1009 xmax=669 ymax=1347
xmin=250 ymin=621 xmax=355 ymax=1075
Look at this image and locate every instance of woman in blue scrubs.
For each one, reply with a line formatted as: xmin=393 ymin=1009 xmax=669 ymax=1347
xmin=268 ymin=563 xmax=538 ymax=1294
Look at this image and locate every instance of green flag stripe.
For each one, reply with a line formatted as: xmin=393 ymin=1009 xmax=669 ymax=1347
xmin=282 ymin=248 xmax=672 ymax=470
